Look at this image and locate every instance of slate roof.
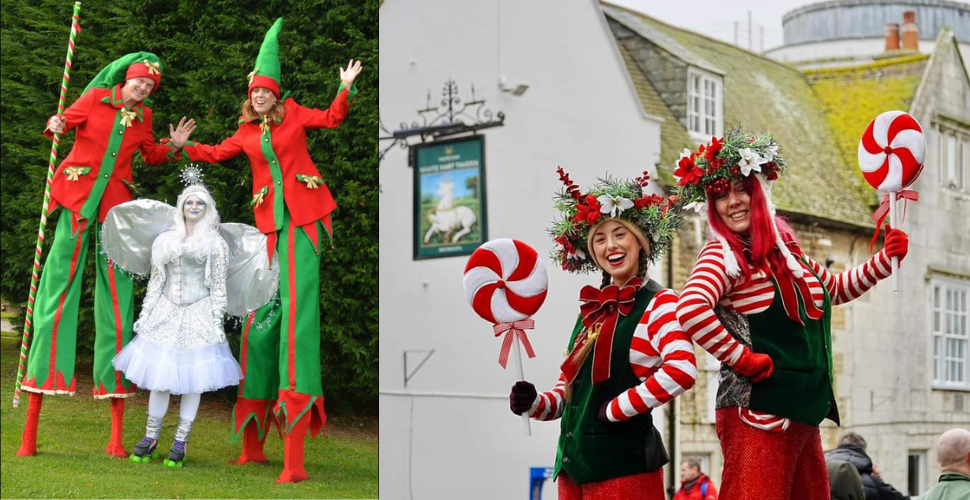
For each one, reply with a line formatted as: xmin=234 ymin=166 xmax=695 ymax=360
xmin=603 ymin=3 xmax=878 ymax=228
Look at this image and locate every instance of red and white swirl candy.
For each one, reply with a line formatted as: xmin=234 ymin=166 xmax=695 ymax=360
xmin=463 ymin=239 xmax=548 ymax=324
xmin=858 ymin=110 xmax=925 ymax=192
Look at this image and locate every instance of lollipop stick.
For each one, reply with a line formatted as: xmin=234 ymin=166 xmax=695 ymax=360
xmin=889 ymin=191 xmax=899 ymax=292
xmin=511 ymin=334 xmax=532 ymax=436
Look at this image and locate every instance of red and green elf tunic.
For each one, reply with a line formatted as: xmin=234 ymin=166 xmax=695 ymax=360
xmin=182 ymin=84 xmax=356 ymax=441
xmin=23 ymin=54 xmax=181 ymax=399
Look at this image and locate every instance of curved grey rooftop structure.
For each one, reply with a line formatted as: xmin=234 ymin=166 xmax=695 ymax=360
xmin=782 ymin=0 xmax=970 ymax=45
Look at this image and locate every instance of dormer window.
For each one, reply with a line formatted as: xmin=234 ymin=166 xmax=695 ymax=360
xmin=687 ymin=68 xmax=722 ymax=140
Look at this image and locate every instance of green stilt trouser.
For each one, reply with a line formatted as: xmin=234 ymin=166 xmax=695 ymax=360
xmin=22 ymin=209 xmax=136 ymax=398
xmin=233 ymin=210 xmax=325 ymax=440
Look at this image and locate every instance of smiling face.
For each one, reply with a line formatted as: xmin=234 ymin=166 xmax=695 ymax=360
xmin=590 ymin=220 xmax=643 ymax=287
xmin=124 ymin=77 xmax=155 ymax=103
xmin=251 ymin=87 xmax=277 ymax=115
xmin=182 ymin=195 xmax=207 ymax=223
xmin=714 ymin=178 xmax=751 ymax=235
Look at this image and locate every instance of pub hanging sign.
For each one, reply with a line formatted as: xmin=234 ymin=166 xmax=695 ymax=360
xmin=413 ymin=135 xmax=488 ymax=260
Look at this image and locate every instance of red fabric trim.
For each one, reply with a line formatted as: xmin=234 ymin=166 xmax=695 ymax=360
xmin=49 ymin=219 xmax=86 ymax=382
xmin=300 ymin=221 xmax=319 ymax=254
xmin=266 ymin=232 xmax=277 ymax=264
xmin=233 ymin=398 xmax=280 ymax=440
xmin=238 ymin=311 xmax=256 ymax=396
xmin=249 ymin=75 xmax=280 ymax=98
xmin=287 ymin=220 xmax=297 ymax=391
xmin=274 ymin=390 xmax=326 ymax=438
xmin=107 ymin=262 xmax=125 ymax=391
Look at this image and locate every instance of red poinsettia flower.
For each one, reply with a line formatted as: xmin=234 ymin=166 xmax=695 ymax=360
xmin=705 ymin=136 xmax=724 ymax=161
xmin=674 ymin=156 xmax=704 ymax=186
xmin=573 ymin=194 xmax=602 ymax=226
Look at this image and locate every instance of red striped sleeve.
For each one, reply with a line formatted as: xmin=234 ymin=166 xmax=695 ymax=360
xmin=529 ymin=374 xmax=566 ymax=421
xmin=608 ymin=290 xmax=698 ymax=422
xmin=677 ymin=243 xmax=748 ymax=366
xmin=806 ymin=250 xmax=892 ymax=305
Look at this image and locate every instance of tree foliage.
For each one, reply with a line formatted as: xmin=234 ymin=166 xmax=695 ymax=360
xmin=0 ymin=0 xmax=377 ymax=415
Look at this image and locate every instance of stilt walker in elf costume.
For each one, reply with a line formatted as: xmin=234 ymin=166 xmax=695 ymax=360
xmin=673 ymin=128 xmax=910 ymax=499
xmin=17 ymin=52 xmax=196 ymax=457
xmin=509 ymin=169 xmax=698 ymax=499
xmin=179 ymin=18 xmax=361 ymax=482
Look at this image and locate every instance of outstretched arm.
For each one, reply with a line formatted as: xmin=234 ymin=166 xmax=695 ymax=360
xmin=182 ymin=128 xmax=245 ymax=164
xmin=805 ymin=228 xmax=908 ymax=305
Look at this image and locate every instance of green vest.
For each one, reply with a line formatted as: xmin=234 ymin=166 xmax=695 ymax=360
xmin=746 ymin=266 xmax=839 ymax=426
xmin=554 ymin=280 xmax=669 ymax=485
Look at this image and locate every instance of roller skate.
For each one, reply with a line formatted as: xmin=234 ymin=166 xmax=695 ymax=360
xmin=130 ymin=415 xmax=163 ymax=463
xmin=164 ymin=440 xmax=187 ymax=467
xmin=129 ymin=436 xmax=158 ymax=463
xmin=164 ymin=418 xmax=193 ymax=467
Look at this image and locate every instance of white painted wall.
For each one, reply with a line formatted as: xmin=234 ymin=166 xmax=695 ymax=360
xmin=379 ymin=1 xmax=665 ymax=499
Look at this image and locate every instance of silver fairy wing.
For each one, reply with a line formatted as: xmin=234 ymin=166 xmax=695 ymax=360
xmin=218 ymin=223 xmax=279 ymax=316
xmin=102 ymin=199 xmax=176 ymax=276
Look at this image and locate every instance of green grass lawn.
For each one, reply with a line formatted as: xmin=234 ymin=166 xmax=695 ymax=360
xmin=0 ymin=337 xmax=378 ymax=498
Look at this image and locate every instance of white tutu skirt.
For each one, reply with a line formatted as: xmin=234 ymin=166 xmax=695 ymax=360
xmin=113 ymin=335 xmax=243 ymax=395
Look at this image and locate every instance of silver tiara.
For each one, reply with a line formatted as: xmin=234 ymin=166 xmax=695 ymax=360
xmin=180 ymin=164 xmax=204 ymax=186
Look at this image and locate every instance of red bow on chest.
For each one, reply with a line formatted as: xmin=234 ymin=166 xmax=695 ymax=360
xmin=561 ymin=278 xmax=640 ymax=385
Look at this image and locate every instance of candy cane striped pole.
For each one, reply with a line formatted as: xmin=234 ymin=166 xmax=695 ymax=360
xmin=13 ymin=2 xmax=82 ymax=408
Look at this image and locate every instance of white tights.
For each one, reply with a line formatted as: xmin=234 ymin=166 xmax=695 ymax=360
xmin=148 ymin=390 xmax=201 ymax=422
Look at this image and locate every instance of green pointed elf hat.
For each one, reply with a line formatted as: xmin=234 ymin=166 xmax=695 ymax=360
xmin=83 ymin=52 xmax=163 ymax=96
xmin=248 ymin=18 xmax=283 ymax=98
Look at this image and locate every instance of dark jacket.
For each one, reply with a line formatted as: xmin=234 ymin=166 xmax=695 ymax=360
xmin=825 ymin=444 xmax=908 ymax=500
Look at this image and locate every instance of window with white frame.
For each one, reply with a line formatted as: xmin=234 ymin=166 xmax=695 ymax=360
xmin=687 ymin=69 xmax=722 ymax=139
xmin=931 ymin=276 xmax=970 ymax=390
xmin=938 ymin=125 xmax=969 ymax=191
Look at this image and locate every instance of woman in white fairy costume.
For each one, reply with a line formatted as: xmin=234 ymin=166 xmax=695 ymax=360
xmin=107 ymin=167 xmax=252 ymax=467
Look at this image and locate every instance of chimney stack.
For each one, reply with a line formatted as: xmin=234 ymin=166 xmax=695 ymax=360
xmin=885 ymin=23 xmax=900 ymax=51
xmin=901 ymin=11 xmax=919 ymax=51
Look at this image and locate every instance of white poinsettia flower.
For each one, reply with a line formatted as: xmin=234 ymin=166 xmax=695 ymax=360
xmin=683 ymin=201 xmax=706 ymax=214
xmin=760 ymin=143 xmax=779 ymax=164
xmin=737 ymin=148 xmax=763 ymax=176
xmin=574 ymin=248 xmax=586 ymax=260
xmin=597 ymin=194 xmax=634 ymax=217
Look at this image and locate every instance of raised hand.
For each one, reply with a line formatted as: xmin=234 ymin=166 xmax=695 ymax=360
xmin=509 ymin=380 xmax=537 ymax=415
xmin=884 ymin=226 xmax=909 ymax=262
xmin=169 ymin=117 xmax=197 ymax=148
xmin=339 ymin=59 xmax=363 ymax=88
xmin=48 ymin=115 xmax=67 ymax=135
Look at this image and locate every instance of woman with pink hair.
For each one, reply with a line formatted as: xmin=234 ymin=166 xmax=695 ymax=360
xmin=674 ymin=128 xmax=908 ymax=499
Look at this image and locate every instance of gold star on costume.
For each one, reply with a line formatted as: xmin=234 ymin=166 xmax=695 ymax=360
xmin=119 ymin=109 xmax=137 ymax=128
xmin=248 ymin=68 xmax=259 ymax=85
xmin=260 ymin=115 xmax=272 ymax=135
xmin=64 ymin=167 xmax=86 ymax=181
xmin=142 ymin=60 xmax=161 ymax=75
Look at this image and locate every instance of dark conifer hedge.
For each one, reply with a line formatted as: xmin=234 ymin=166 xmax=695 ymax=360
xmin=0 ymin=0 xmax=377 ymax=414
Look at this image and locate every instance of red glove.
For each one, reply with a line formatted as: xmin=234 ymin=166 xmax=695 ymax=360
xmin=732 ymin=349 xmax=774 ymax=383
xmin=884 ymin=226 xmax=909 ymax=262
xmin=509 ymin=381 xmax=537 ymax=416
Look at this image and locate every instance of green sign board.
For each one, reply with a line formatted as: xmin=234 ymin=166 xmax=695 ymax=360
xmin=413 ymin=136 xmax=487 ymax=259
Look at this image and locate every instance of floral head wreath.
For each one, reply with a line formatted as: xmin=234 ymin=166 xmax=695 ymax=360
xmin=673 ymin=126 xmax=787 ymax=211
xmin=550 ymin=167 xmax=682 ymax=274
xmin=674 ymin=127 xmax=803 ymax=279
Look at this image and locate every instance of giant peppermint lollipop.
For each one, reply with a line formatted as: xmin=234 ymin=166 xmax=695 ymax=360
xmin=858 ymin=110 xmax=925 ymax=291
xmin=463 ymin=238 xmax=548 ymax=435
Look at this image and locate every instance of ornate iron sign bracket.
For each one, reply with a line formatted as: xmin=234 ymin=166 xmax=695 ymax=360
xmin=380 ymin=79 xmax=505 ymax=164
